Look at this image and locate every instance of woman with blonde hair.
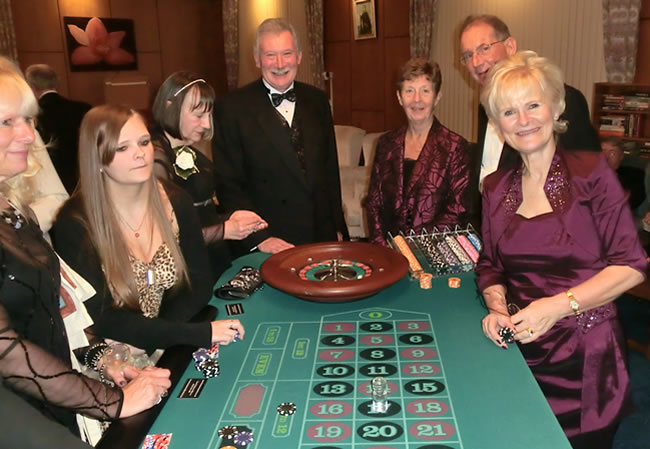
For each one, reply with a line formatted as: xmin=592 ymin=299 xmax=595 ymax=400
xmin=54 ymin=104 xmax=244 ymax=355
xmin=476 ymin=51 xmax=646 ymax=448
xmin=0 ymin=70 xmax=169 ymax=444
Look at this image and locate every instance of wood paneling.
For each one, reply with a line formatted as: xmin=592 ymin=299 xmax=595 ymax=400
xmin=325 ymin=41 xmax=351 ymax=125
xmin=325 ymin=0 xmax=410 ymax=132
xmin=110 ymin=0 xmax=160 ymax=52
xmin=58 ymin=0 xmax=110 ymax=18
xmin=324 ymin=0 xmax=350 ymax=42
xmin=17 ymin=53 xmax=69 ymax=96
xmin=637 ymin=0 xmax=650 ymax=84
xmin=11 ymin=0 xmax=63 ymax=52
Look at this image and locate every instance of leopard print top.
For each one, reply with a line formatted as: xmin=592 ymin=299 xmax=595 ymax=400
xmin=131 ymin=243 xmax=177 ymax=318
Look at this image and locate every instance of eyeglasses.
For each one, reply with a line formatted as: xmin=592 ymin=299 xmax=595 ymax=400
xmin=460 ymin=39 xmax=507 ymax=65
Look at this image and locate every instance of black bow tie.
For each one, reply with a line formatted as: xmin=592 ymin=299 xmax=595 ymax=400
xmin=270 ymin=89 xmax=296 ymax=107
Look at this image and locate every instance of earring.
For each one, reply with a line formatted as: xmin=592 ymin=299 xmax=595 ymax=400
xmin=99 ymin=168 xmax=103 ymax=173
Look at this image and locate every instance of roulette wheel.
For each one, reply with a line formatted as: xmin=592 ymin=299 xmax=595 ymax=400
xmin=260 ymin=241 xmax=409 ymax=302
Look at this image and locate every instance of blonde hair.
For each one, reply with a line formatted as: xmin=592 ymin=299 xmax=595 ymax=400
xmin=480 ymin=51 xmax=567 ymax=134
xmin=0 ymin=69 xmax=41 ymax=215
xmin=77 ymin=104 xmax=189 ymax=310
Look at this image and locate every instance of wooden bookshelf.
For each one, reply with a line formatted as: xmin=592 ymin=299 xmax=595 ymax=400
xmin=592 ymin=83 xmax=650 ymax=157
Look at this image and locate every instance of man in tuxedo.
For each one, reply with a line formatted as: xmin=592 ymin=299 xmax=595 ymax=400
xmin=25 ymin=64 xmax=91 ymax=193
xmin=213 ymin=18 xmax=348 ymax=254
xmin=459 ymin=15 xmax=600 ymax=225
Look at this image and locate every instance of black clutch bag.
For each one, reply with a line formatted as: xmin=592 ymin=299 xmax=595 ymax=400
xmin=214 ymin=266 xmax=264 ymax=300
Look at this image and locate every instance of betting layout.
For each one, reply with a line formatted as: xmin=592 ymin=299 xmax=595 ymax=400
xmin=207 ymin=308 xmax=464 ymax=449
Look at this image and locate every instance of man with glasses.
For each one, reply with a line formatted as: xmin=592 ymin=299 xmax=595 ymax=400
xmin=459 ymin=14 xmax=600 ymax=225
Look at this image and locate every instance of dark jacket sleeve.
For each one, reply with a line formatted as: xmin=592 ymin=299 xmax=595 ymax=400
xmin=559 ymin=84 xmax=601 ymax=152
xmin=53 ymin=192 xmax=212 ymax=353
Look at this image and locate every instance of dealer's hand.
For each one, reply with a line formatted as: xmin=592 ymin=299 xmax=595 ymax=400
xmin=224 ymin=211 xmax=268 ymax=240
xmin=120 ymin=366 xmax=171 ymax=417
xmin=258 ymin=237 xmax=294 ymax=254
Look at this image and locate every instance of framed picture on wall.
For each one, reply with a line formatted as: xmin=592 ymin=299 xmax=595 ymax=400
xmin=64 ymin=16 xmax=138 ymax=72
xmin=353 ymin=0 xmax=376 ymax=40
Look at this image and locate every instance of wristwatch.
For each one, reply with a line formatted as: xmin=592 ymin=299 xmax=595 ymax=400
xmin=566 ymin=290 xmax=581 ymax=316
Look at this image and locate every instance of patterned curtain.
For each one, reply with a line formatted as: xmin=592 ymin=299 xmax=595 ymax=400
xmin=0 ymin=0 xmax=18 ymax=60
xmin=602 ymin=0 xmax=642 ymax=83
xmin=409 ymin=0 xmax=438 ymax=59
xmin=304 ymin=0 xmax=325 ymax=90
xmin=222 ymin=0 xmax=239 ymax=90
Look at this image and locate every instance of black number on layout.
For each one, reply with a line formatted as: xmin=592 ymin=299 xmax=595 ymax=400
xmin=357 ymin=400 xmax=401 ymax=417
xmin=316 ymin=364 xmax=355 ymax=378
xmin=404 ymin=379 xmax=446 ymax=396
xmin=357 ymin=421 xmax=404 ymax=441
xmin=360 ymin=321 xmax=393 ymax=332
xmin=398 ymin=333 xmax=433 ymax=345
xmin=313 ymin=381 xmax=354 ymax=397
xmin=321 ymin=335 xmax=355 ymax=346
xmin=359 ymin=363 xmax=398 ymax=377
xmin=359 ymin=348 xmax=396 ymax=361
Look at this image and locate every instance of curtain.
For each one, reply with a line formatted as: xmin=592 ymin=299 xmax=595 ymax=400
xmin=304 ymin=0 xmax=325 ymax=90
xmin=0 ymin=0 xmax=18 ymax=60
xmin=602 ymin=0 xmax=642 ymax=83
xmin=409 ymin=0 xmax=437 ymax=59
xmin=222 ymin=0 xmax=239 ymax=90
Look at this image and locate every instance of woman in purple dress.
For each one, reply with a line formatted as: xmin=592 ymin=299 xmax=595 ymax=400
xmin=365 ymin=58 xmax=470 ymax=246
xmin=476 ymin=51 xmax=647 ymax=449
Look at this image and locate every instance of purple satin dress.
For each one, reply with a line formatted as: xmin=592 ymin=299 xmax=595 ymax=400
xmin=476 ymin=149 xmax=647 ymax=443
xmin=365 ymin=118 xmax=470 ymax=246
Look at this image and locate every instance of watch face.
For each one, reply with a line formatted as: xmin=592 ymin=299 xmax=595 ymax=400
xmin=570 ymin=300 xmax=579 ymax=311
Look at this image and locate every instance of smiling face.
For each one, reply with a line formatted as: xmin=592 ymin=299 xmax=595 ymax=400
xmin=0 ymin=86 xmax=35 ymax=183
xmin=255 ymin=30 xmax=302 ymax=92
xmin=102 ymin=115 xmax=153 ymax=187
xmin=178 ymin=86 xmax=211 ymax=145
xmin=397 ymin=75 xmax=440 ymax=124
xmin=460 ymin=22 xmax=516 ymax=86
xmin=496 ymin=82 xmax=557 ymax=156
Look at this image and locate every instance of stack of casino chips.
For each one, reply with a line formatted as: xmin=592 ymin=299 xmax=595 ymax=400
xmin=192 ymin=344 xmax=220 ymax=378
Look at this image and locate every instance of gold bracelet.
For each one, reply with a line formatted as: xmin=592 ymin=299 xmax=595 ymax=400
xmin=567 ymin=290 xmax=581 ymax=316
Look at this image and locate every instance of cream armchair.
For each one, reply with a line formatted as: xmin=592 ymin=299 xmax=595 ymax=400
xmin=335 ymin=125 xmax=385 ymax=239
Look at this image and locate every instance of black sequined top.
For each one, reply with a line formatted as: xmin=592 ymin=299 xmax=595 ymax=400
xmin=0 ymin=203 xmax=122 ymax=435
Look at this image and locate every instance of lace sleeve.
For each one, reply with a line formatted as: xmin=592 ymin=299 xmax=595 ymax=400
xmin=0 ymin=303 xmax=123 ymax=421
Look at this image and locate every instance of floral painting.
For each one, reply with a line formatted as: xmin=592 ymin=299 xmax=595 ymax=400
xmin=64 ymin=17 xmax=137 ymax=72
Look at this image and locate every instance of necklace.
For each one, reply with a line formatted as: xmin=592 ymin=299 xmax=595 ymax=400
xmin=117 ymin=210 xmax=149 ymax=238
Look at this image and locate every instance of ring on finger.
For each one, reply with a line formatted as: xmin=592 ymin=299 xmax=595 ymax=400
xmin=527 ymin=328 xmax=534 ymax=337
xmin=156 ymin=396 xmax=162 ymax=405
xmin=161 ymin=389 xmax=168 ymax=398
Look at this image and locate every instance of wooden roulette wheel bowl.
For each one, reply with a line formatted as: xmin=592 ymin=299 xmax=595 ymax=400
xmin=260 ymin=241 xmax=409 ymax=302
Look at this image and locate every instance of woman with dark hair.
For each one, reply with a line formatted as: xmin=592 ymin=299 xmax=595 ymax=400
xmin=477 ymin=51 xmax=646 ymax=448
xmin=365 ymin=58 xmax=470 ymax=246
xmin=151 ymin=72 xmax=266 ymax=270
xmin=53 ymin=104 xmax=244 ymax=355
xmin=0 ymin=70 xmax=169 ymax=444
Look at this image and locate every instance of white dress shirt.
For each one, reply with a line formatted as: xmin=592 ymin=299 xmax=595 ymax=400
xmin=263 ymin=79 xmax=296 ymax=127
xmin=479 ymin=121 xmax=505 ymax=191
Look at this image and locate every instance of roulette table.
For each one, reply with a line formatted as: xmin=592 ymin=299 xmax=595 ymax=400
xmin=99 ymin=251 xmax=571 ymax=449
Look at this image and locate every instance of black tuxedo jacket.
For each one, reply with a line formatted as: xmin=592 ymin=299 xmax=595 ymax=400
xmin=36 ymin=92 xmax=91 ymax=193
xmin=213 ymin=79 xmax=348 ymax=249
xmin=467 ymin=83 xmax=601 ymax=228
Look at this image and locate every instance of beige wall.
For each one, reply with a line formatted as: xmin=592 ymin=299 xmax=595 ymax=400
xmin=11 ymin=0 xmax=227 ymax=107
xmin=237 ymin=0 xmax=313 ymax=87
xmin=432 ymin=0 xmax=607 ymax=142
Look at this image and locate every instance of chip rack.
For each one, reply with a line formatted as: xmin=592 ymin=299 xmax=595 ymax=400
xmin=387 ymin=225 xmax=483 ymax=278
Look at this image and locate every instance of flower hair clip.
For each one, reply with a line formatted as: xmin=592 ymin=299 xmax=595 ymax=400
xmin=172 ymin=145 xmax=199 ymax=180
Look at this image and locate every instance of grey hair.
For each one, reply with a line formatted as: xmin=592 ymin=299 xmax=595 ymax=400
xmin=254 ymin=18 xmax=300 ymax=59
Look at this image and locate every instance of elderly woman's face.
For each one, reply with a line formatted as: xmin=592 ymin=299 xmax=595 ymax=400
xmin=397 ymin=75 xmax=439 ymax=124
xmin=179 ymin=87 xmax=210 ymax=145
xmin=0 ymin=88 xmax=35 ymax=183
xmin=496 ymin=83 xmax=556 ymax=156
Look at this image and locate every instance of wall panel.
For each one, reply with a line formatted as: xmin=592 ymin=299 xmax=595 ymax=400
xmin=11 ymin=0 xmax=63 ymax=52
xmin=325 ymin=41 xmax=351 ymax=125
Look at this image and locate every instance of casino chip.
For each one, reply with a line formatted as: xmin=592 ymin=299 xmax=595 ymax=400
xmin=219 ymin=447 xmax=236 ymax=449
xmin=277 ymin=402 xmax=297 ymax=416
xmin=233 ymin=430 xmax=254 ymax=446
xmin=217 ymin=425 xmax=238 ymax=439
xmin=498 ymin=327 xmax=516 ymax=344
xmin=192 ymin=348 xmax=210 ymax=363
xmin=198 ymin=359 xmax=220 ymax=378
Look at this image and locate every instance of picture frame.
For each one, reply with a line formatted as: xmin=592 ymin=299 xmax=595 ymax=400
xmin=352 ymin=0 xmax=376 ymax=40
xmin=64 ymin=16 xmax=138 ymax=72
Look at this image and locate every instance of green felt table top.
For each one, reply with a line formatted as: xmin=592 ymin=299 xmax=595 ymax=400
xmin=145 ymin=252 xmax=571 ymax=449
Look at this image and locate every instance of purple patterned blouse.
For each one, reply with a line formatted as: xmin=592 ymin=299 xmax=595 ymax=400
xmin=365 ymin=118 xmax=470 ymax=246
xmin=476 ymin=149 xmax=647 ymax=440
